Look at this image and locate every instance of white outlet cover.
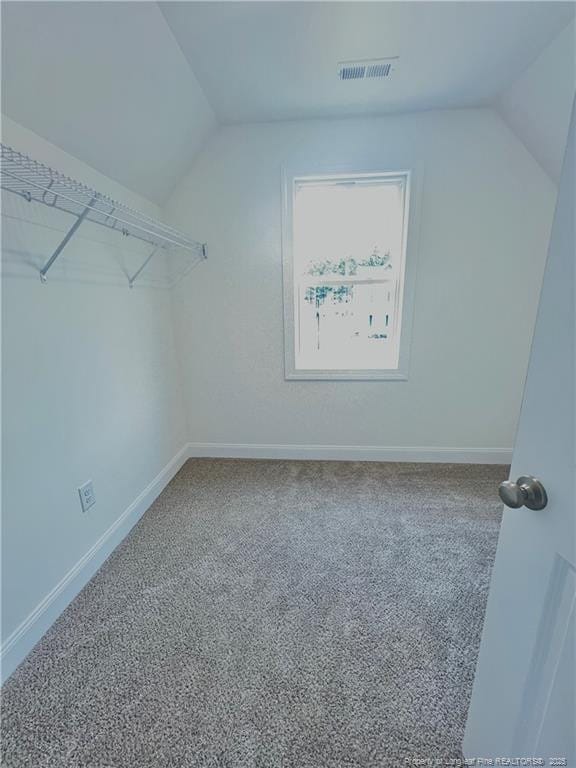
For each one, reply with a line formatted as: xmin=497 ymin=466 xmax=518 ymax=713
xmin=78 ymin=480 xmax=96 ymax=513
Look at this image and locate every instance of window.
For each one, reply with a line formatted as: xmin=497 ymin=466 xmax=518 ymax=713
xmin=283 ymin=170 xmax=412 ymax=380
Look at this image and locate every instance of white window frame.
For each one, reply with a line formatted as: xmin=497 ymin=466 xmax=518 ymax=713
xmin=282 ymin=164 xmax=420 ymax=381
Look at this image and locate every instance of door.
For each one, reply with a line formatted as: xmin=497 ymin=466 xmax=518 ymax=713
xmin=464 ymin=102 xmax=575 ymax=764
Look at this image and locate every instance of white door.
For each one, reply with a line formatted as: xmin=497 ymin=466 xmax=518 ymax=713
xmin=464 ymin=102 xmax=575 ymax=764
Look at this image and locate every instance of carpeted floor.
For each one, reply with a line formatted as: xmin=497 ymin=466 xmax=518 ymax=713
xmin=1 ymin=459 xmax=506 ymax=768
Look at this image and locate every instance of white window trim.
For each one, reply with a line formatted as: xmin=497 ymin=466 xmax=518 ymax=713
xmin=281 ymin=164 xmax=421 ymax=381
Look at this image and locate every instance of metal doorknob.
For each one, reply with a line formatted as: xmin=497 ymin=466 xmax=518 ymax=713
xmin=498 ymin=475 xmax=548 ymax=510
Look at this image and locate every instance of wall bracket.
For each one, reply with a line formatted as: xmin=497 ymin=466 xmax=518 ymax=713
xmin=39 ymin=195 xmax=98 ymax=282
xmin=128 ymin=248 xmax=158 ymax=288
xmin=1 ymin=143 xmax=207 ymax=288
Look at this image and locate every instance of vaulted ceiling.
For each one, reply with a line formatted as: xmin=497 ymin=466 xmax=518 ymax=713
xmin=161 ymin=1 xmax=574 ymax=123
xmin=2 ymin=1 xmax=574 ymax=203
xmin=1 ymin=2 xmax=217 ymax=203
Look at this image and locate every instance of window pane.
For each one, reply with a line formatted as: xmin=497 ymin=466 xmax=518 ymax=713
xmin=298 ymin=281 xmax=396 ymax=370
xmin=292 ymin=174 xmax=408 ymax=372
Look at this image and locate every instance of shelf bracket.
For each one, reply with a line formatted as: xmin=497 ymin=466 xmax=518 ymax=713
xmin=128 ymin=248 xmax=158 ymax=288
xmin=2 ymin=143 xmax=207 ymax=288
xmin=39 ymin=195 xmax=97 ymax=282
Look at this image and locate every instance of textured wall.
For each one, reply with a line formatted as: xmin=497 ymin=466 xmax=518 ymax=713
xmin=1 ymin=118 xmax=188 ymax=652
xmin=165 ymin=109 xmax=556 ymax=452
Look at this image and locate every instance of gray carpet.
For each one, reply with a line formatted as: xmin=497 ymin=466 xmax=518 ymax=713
xmin=1 ymin=459 xmax=506 ymax=768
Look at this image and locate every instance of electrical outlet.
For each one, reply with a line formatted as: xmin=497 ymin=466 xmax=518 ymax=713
xmin=78 ymin=480 xmax=96 ymax=513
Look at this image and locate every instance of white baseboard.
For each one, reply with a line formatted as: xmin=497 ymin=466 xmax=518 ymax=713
xmin=1 ymin=440 xmax=510 ymax=684
xmin=0 ymin=444 xmax=190 ymax=685
xmin=186 ymin=442 xmax=512 ymax=464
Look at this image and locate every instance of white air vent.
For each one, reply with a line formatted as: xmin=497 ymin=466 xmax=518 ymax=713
xmin=338 ymin=57 xmax=398 ymax=81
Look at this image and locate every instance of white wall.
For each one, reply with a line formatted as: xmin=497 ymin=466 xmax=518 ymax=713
xmin=0 ymin=106 xmax=560 ymax=681
xmin=1 ymin=1 xmax=218 ymax=204
xmin=1 ymin=118 xmax=188 ymax=679
xmin=497 ymin=19 xmax=576 ymax=184
xmin=164 ymin=109 xmax=556 ymax=457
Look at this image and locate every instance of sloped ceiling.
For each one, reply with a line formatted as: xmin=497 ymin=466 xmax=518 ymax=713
xmin=496 ymin=19 xmax=576 ymax=183
xmin=1 ymin=1 xmax=574 ymax=202
xmin=160 ymin=1 xmax=575 ymax=124
xmin=1 ymin=1 xmax=217 ymax=204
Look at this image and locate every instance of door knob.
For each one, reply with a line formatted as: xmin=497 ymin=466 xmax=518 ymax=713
xmin=498 ymin=475 xmax=548 ymax=510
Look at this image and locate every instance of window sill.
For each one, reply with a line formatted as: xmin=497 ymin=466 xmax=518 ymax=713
xmin=285 ymin=370 xmax=408 ymax=381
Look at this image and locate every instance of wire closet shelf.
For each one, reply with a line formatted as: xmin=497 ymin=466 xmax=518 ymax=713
xmin=0 ymin=143 xmax=206 ymax=287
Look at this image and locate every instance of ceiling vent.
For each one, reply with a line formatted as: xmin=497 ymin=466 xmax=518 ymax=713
xmin=338 ymin=57 xmax=398 ymax=81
